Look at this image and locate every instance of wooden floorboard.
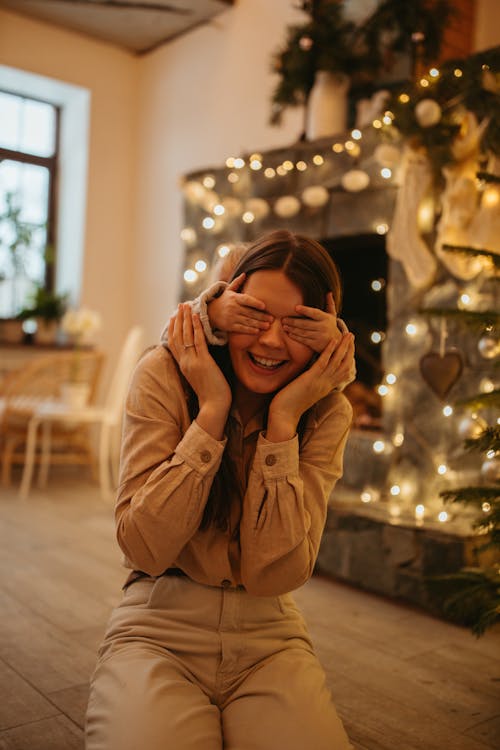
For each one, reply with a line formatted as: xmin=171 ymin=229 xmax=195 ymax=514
xmin=0 ymin=474 xmax=499 ymax=750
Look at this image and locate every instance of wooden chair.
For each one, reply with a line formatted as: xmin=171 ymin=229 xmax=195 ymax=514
xmin=19 ymin=326 xmax=144 ymax=500
xmin=0 ymin=350 xmax=104 ymax=485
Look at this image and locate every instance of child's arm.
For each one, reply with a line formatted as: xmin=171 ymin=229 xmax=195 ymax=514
xmin=206 ymin=273 xmax=273 ymax=336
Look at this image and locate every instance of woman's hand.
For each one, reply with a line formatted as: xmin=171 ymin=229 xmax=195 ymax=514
xmin=168 ymin=304 xmax=231 ymax=439
xmin=282 ymin=292 xmax=342 ymax=352
xmin=207 ymin=273 xmax=274 ymax=334
xmin=266 ymin=333 xmax=355 ymax=443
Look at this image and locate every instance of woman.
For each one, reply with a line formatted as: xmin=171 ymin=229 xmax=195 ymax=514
xmin=85 ymin=230 xmax=355 ymax=750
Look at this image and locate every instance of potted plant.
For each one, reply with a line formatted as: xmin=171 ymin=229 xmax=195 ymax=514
xmin=17 ymin=286 xmax=68 ymax=344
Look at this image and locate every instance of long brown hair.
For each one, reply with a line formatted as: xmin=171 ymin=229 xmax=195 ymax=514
xmin=197 ymin=230 xmax=343 ymax=530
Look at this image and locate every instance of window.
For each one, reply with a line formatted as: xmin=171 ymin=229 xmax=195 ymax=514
xmin=0 ymin=91 xmax=59 ymax=318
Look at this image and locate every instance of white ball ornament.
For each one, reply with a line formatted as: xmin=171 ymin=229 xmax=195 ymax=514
xmin=374 ymin=143 xmax=402 ymax=167
xmin=302 ymin=185 xmax=329 ymax=207
xmin=457 ymin=415 xmax=488 ymax=440
xmin=481 ymin=456 xmax=500 ymax=482
xmin=415 ymin=99 xmax=442 ymax=128
xmin=183 ymin=180 xmax=205 ymax=204
xmin=274 ymin=195 xmax=301 ymax=218
xmin=341 ymin=169 xmax=370 ymax=192
xmin=478 ymin=333 xmax=500 ymax=359
xmin=245 ymin=198 xmax=270 ymax=220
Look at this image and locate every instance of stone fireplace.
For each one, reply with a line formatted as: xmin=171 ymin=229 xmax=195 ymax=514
xmin=179 ymin=126 xmax=493 ymax=613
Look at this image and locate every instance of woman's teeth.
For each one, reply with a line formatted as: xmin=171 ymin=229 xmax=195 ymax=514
xmin=249 ymin=353 xmax=285 ymax=369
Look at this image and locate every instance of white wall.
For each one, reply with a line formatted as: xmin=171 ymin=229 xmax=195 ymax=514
xmin=0 ymin=8 xmax=138 ymax=375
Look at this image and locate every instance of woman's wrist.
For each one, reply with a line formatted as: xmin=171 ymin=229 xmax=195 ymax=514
xmin=196 ymin=401 xmax=230 ymax=441
xmin=265 ymin=410 xmax=299 ymax=442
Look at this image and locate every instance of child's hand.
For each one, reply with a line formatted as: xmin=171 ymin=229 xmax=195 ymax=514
xmin=282 ymin=292 xmax=342 ymax=352
xmin=207 ymin=273 xmax=274 ymax=334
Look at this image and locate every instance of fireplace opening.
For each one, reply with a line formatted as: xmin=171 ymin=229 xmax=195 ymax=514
xmin=322 ymin=233 xmax=387 ymax=429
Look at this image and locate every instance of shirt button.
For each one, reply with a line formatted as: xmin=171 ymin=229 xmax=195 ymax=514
xmin=265 ymin=454 xmax=277 ymax=466
xmin=200 ymin=450 xmax=212 ymax=463
xmin=221 ymin=579 xmax=231 ymax=588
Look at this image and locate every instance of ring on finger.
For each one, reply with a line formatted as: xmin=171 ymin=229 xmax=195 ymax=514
xmin=184 ymin=344 xmax=195 ymax=349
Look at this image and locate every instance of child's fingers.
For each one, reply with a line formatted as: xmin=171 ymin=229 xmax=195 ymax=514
xmin=237 ymin=293 xmax=269 ymax=314
xmin=292 ymin=305 xmax=325 ymax=321
xmin=227 ymin=273 xmax=246 ymax=291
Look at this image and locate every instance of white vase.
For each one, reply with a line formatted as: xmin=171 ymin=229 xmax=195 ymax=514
xmin=306 ymin=71 xmax=350 ymax=141
xmin=60 ymin=382 xmax=90 ymax=409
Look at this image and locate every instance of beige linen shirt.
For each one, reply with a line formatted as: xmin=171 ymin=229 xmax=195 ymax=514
xmin=116 ymin=345 xmax=353 ymax=596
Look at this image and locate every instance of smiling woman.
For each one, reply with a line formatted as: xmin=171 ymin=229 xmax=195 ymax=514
xmin=85 ymin=230 xmax=356 ymax=750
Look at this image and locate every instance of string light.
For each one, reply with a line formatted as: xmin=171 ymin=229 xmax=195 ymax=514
xmin=250 ymin=159 xmax=262 ymax=170
xmin=227 ymin=172 xmax=239 ymax=183
xmin=393 ymin=432 xmax=404 ymax=447
xmin=276 ymin=165 xmax=287 ymax=176
xmin=203 ymin=175 xmax=215 ymax=189
xmin=264 ymin=167 xmax=276 ymax=178
xmin=376 ymin=223 xmax=389 ymax=235
xmin=443 ymin=405 xmax=453 ymax=417
xmin=377 ymin=384 xmax=389 ymax=396
xmin=373 ymin=440 xmax=385 ymax=454
xmin=213 ymin=204 xmax=225 ymax=216
xmin=405 ymin=323 xmax=417 ymax=336
xmin=184 ymin=269 xmax=198 ymax=283
xmin=486 ymin=450 xmax=496 ymax=459
xmin=429 ymin=68 xmax=440 ymax=78
xmin=180 ymin=227 xmax=197 ymax=244
xmin=283 ymin=160 xmax=294 ymax=171
xmin=202 ymin=217 xmax=215 ymax=230
xmin=296 ymin=160 xmax=307 ymax=171
xmin=225 ymin=157 xmax=235 ymax=168
xmin=312 ymin=154 xmax=324 ymax=166
xmin=415 ymin=504 xmax=425 ymax=521
xmin=371 ymin=279 xmax=385 ymax=291
xmin=482 ymin=502 xmax=491 ymax=513
xmin=351 ymin=129 xmax=362 ymax=140
xmin=233 ymin=157 xmax=245 ymax=169
xmin=372 ymin=119 xmax=382 ymax=128
xmin=438 ymin=511 xmax=449 ymax=523
xmin=371 ymin=331 xmax=384 ymax=344
xmin=386 ymin=373 xmax=397 ymax=384
xmin=398 ymin=93 xmax=410 ymax=103
xmin=390 ymin=485 xmax=401 ymax=496
xmin=454 ymin=68 xmax=463 ymax=77
xmin=380 ymin=167 xmax=392 ymax=179
xmin=194 ymin=259 xmax=207 ymax=273
xmin=437 ymin=464 xmax=447 ymax=475
xmin=217 ymin=244 xmax=230 ymax=257
xmin=242 ymin=211 xmax=255 ymax=223
xmin=420 ymin=78 xmax=430 ymax=87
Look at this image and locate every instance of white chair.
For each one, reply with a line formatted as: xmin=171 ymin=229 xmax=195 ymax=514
xmin=19 ymin=326 xmax=145 ymax=500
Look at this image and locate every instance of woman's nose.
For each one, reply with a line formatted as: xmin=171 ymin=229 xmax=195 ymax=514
xmin=258 ymin=319 xmax=285 ymax=348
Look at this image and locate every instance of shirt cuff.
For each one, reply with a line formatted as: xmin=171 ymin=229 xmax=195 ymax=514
xmin=256 ymin=432 xmax=299 ymax=480
xmin=176 ymin=419 xmax=227 ymax=474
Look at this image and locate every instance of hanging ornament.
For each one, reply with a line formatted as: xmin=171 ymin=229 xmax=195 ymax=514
xmin=419 ymin=318 xmax=463 ymax=399
xmin=478 ymin=332 xmax=500 ymax=359
xmin=341 ymin=169 xmax=370 ymax=192
xmin=457 ymin=415 xmax=488 ymax=440
xmin=302 ymin=185 xmax=329 ymax=207
xmin=274 ymin=195 xmax=301 ymax=218
xmin=481 ymin=456 xmax=500 ymax=482
xmin=415 ymin=99 xmax=442 ymax=128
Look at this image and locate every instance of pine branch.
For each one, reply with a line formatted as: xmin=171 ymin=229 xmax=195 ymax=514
xmin=419 ymin=308 xmax=500 ymax=327
xmin=477 ymin=171 xmax=500 ymax=185
xmin=464 ymin=427 xmax=500 ymax=454
xmin=456 ymin=390 xmax=500 ymax=410
xmin=441 ymin=244 xmax=500 ymax=270
xmin=427 ymin=567 xmax=500 ymax=636
xmin=440 ymin=486 xmax=500 ymax=505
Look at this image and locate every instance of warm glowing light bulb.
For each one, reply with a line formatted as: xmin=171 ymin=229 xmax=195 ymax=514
xmin=213 ymin=204 xmax=225 ymax=216
xmin=332 ymin=142 xmax=344 ymax=152
xmin=194 ymin=260 xmax=207 ymax=273
xmin=381 ymin=167 xmax=392 ymax=179
xmin=217 ymin=244 xmax=230 ymax=257
xmin=376 ymin=223 xmax=389 ymax=235
xmin=373 ymin=440 xmax=385 ymax=454
xmin=405 ymin=323 xmax=417 ymax=336
xmin=393 ymin=432 xmax=404 ymax=447
xmin=443 ymin=405 xmax=453 ymax=417
xmin=250 ymin=159 xmax=262 ymax=170
xmin=482 ymin=502 xmax=491 ymax=513
xmin=184 ymin=269 xmax=198 ymax=283
xmin=371 ymin=331 xmax=383 ymax=344
xmin=351 ymin=129 xmax=362 ymax=140
xmin=283 ymin=160 xmax=294 ymax=171
xmin=415 ymin=504 xmax=425 ymax=520
xmin=390 ymin=485 xmax=401 ymax=496
xmin=361 ymin=491 xmax=372 ymax=503
xmin=454 ymin=68 xmax=463 ymax=77
xmin=296 ymin=160 xmax=307 ymax=171
xmin=313 ymin=154 xmax=324 ymax=165
xmin=460 ymin=293 xmax=471 ymax=306
xmin=420 ymin=78 xmax=429 ymax=87
xmin=438 ymin=511 xmax=449 ymax=523
xmin=429 ymin=68 xmax=440 ymax=77
xmin=377 ymin=384 xmax=389 ymax=396
xmin=437 ymin=464 xmax=447 ymax=475
xmin=233 ymin=157 xmax=245 ymax=169
xmin=371 ymin=279 xmax=384 ymax=291
xmin=372 ymin=119 xmax=382 ymax=129
xmin=276 ymin=165 xmax=287 ymax=176
xmin=386 ymin=373 xmax=397 ymax=385
xmin=483 ymin=187 xmax=499 ymax=207
xmin=264 ymin=167 xmax=276 ymax=178
xmin=486 ymin=449 xmax=496 ymax=459
xmin=242 ymin=211 xmax=255 ymax=224
xmin=202 ymin=217 xmax=215 ymax=229
xmin=228 ymin=172 xmax=239 ymax=183
xmin=399 ymin=93 xmax=410 ymax=103
xmin=203 ymin=175 xmax=215 ymax=189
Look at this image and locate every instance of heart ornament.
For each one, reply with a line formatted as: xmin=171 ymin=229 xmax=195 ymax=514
xmin=419 ymin=349 xmax=464 ymax=400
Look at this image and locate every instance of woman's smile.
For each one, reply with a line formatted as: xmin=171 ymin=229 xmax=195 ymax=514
xmin=228 ymin=270 xmax=314 ymax=396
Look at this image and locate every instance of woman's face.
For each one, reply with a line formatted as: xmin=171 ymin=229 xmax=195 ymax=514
xmin=228 ymin=269 xmax=314 ymax=395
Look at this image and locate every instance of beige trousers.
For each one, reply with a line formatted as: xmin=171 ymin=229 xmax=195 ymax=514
xmin=85 ymin=574 xmax=351 ymax=750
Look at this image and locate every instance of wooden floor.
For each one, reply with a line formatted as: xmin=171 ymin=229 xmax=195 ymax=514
xmin=0 ymin=473 xmax=499 ymax=750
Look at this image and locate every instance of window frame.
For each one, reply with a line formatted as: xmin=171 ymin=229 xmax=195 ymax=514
xmin=0 ymin=90 xmax=60 ymax=293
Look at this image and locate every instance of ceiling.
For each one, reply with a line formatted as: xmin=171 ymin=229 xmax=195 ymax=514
xmin=0 ymin=0 xmax=235 ymax=54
